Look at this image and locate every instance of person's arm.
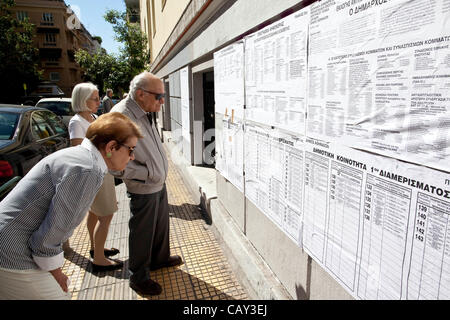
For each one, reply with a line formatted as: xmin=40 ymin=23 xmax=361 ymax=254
xmin=68 ymin=117 xmax=86 ymax=146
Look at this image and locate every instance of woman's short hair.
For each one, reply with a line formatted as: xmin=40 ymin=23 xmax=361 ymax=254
xmin=86 ymin=112 xmax=143 ymax=150
xmin=71 ymin=82 xmax=98 ymax=113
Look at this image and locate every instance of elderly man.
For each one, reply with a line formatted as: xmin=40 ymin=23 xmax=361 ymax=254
xmin=102 ymin=89 xmax=115 ymax=113
xmin=111 ymin=72 xmax=182 ymax=296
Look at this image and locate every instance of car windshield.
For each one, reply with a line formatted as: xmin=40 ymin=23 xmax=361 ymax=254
xmin=36 ymin=101 xmax=73 ymax=117
xmin=0 ymin=112 xmax=19 ymax=140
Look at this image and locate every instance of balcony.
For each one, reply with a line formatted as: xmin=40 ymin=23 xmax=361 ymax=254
xmin=37 ymin=27 xmax=60 ymax=34
xmin=39 ymin=48 xmax=62 ymax=59
xmin=125 ymin=0 xmax=140 ymax=23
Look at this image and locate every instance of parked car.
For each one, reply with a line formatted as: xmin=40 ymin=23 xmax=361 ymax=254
xmin=35 ymin=97 xmax=74 ymax=127
xmin=20 ymin=82 xmax=65 ymax=106
xmin=0 ymin=105 xmax=70 ymax=200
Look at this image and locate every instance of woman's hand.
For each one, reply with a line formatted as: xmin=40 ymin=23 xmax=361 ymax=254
xmin=49 ymin=268 xmax=69 ymax=292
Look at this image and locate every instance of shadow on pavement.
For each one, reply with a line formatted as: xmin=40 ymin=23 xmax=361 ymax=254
xmin=65 ymin=250 xmax=130 ymax=279
xmin=169 ymin=203 xmax=204 ymax=221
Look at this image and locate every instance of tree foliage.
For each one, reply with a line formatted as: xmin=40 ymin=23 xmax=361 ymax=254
xmin=104 ymin=9 xmax=150 ymax=77
xmin=75 ymin=6 xmax=150 ymax=96
xmin=74 ymin=49 xmax=115 ymax=95
xmin=0 ymin=0 xmax=41 ymax=103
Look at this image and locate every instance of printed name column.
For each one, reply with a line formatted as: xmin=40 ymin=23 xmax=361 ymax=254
xmin=282 ymin=139 xmax=304 ymax=244
xmin=408 ymin=193 xmax=450 ymax=299
xmin=357 ymin=174 xmax=411 ymax=300
xmin=325 ymin=162 xmax=363 ymax=291
xmin=303 ymin=152 xmax=329 ymax=263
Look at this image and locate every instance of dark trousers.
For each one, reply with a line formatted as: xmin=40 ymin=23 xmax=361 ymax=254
xmin=127 ymin=185 xmax=170 ymax=284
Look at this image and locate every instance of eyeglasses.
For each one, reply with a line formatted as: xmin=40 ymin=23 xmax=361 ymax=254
xmin=139 ymin=88 xmax=165 ymax=101
xmin=88 ymin=97 xmax=100 ymax=102
xmin=118 ymin=142 xmax=136 ymax=157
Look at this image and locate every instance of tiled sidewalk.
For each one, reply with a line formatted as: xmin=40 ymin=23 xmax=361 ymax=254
xmin=62 ymin=153 xmax=248 ymax=300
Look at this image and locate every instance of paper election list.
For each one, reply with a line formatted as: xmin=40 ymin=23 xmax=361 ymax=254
xmin=306 ymin=0 xmax=450 ymax=172
xmin=303 ymin=138 xmax=411 ymax=299
xmin=214 ymin=113 xmax=227 ymax=177
xmin=244 ymin=10 xmax=309 ymax=134
xmin=358 ymin=154 xmax=450 ymax=300
xmin=215 ymin=114 xmax=244 ymax=192
xmin=245 ymin=123 xmax=304 ymax=245
xmin=405 ymin=171 xmax=450 ymax=300
xmin=244 ymin=124 xmax=271 ymax=218
xmin=303 ymin=136 xmax=450 ymax=299
xmin=214 ymin=42 xmax=245 ymax=119
xmin=180 ymin=66 xmax=190 ymax=161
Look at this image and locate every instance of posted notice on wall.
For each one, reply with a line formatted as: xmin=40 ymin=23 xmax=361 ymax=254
xmin=307 ymin=0 xmax=450 ymax=172
xmin=245 ymin=9 xmax=310 ymax=135
xmin=214 ymin=42 xmax=245 ymax=119
xmin=245 ymin=123 xmax=304 ymax=245
xmin=303 ymin=137 xmax=450 ymax=300
xmin=180 ymin=66 xmax=191 ymax=161
xmin=215 ymin=113 xmax=244 ymax=192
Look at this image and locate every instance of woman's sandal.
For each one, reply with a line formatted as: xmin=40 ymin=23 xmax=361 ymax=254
xmin=92 ymin=259 xmax=124 ymax=272
xmin=89 ymin=248 xmax=120 ymax=259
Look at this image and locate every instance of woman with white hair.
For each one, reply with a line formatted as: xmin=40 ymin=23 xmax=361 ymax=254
xmin=68 ymin=83 xmax=122 ymax=272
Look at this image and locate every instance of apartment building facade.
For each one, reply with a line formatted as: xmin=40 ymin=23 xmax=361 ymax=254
xmin=12 ymin=0 xmax=100 ymax=96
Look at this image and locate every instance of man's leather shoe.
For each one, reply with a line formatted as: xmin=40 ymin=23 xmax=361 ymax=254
xmin=130 ymin=279 xmax=162 ymax=296
xmin=91 ymin=260 xmax=123 ymax=272
xmin=150 ymin=255 xmax=183 ymax=271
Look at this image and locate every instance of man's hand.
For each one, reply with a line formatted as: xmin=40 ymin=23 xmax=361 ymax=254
xmin=49 ymin=268 xmax=69 ymax=292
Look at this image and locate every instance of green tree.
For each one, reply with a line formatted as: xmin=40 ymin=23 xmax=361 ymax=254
xmin=75 ymin=6 xmax=150 ymax=96
xmin=92 ymin=36 xmax=102 ymax=45
xmin=75 ymin=49 xmax=115 ymax=95
xmin=0 ymin=0 xmax=42 ymax=103
xmin=104 ymin=8 xmax=150 ymax=78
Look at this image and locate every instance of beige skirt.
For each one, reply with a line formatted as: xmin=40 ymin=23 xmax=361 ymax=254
xmin=90 ymin=173 xmax=118 ymax=216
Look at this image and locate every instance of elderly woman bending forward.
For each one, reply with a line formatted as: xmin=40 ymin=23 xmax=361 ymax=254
xmin=0 ymin=112 xmax=142 ymax=300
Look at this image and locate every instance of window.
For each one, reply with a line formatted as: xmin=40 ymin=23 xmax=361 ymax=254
xmin=45 ymin=111 xmax=67 ymax=134
xmin=17 ymin=11 xmax=28 ymax=21
xmin=45 ymin=57 xmax=59 ymax=66
xmin=42 ymin=12 xmax=53 ymax=22
xmin=42 ymin=12 xmax=54 ymax=26
xmin=36 ymin=101 xmax=73 ymax=117
xmin=44 ymin=33 xmax=56 ymax=44
xmin=49 ymin=72 xmax=60 ymax=82
xmin=0 ymin=112 xmax=19 ymax=140
xmin=31 ymin=112 xmax=54 ymax=140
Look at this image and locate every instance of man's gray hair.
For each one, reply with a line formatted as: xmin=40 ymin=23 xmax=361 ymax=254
xmin=106 ymin=88 xmax=113 ymax=95
xmin=129 ymin=71 xmax=155 ymax=99
xmin=71 ymin=82 xmax=98 ymax=113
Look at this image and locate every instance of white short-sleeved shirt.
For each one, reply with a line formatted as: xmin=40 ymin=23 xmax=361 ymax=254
xmin=68 ymin=114 xmax=96 ymax=140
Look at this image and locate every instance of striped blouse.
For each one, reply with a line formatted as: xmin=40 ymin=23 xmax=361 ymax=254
xmin=0 ymin=139 xmax=106 ymax=271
